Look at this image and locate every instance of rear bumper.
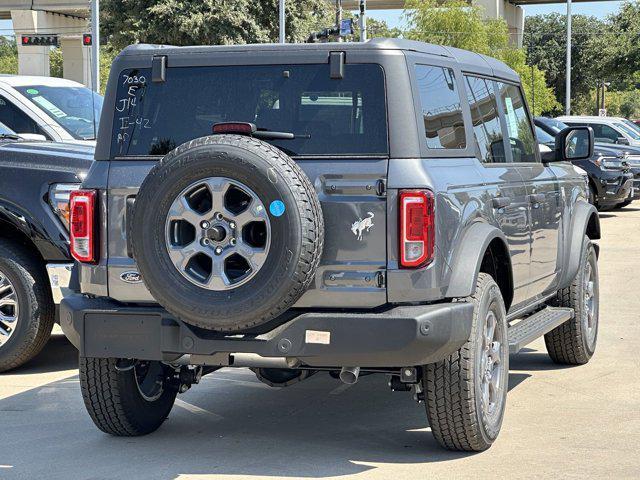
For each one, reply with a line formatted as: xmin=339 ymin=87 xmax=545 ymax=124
xmin=59 ymin=295 xmax=474 ymax=368
xmin=45 ymin=263 xmax=74 ymax=304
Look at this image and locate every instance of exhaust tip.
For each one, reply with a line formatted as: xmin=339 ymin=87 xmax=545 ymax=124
xmin=339 ymin=366 xmax=360 ymax=385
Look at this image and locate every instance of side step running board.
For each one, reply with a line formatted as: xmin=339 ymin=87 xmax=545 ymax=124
xmin=508 ymin=307 xmax=574 ymax=354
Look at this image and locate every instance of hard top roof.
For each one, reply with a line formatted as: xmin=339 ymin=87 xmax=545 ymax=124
xmin=119 ymin=38 xmax=519 ymax=82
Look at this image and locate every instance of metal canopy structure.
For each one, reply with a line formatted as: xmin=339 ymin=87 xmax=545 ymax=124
xmin=0 ymin=1 xmax=88 ymax=19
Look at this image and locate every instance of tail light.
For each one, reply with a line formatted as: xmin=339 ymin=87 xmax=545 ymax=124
xmin=400 ymin=190 xmax=435 ymax=268
xmin=48 ymin=183 xmax=80 ymax=231
xmin=69 ymin=190 xmax=97 ymax=263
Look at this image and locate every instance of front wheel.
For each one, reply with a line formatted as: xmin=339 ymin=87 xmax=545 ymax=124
xmin=80 ymin=357 xmax=177 ymax=436
xmin=545 ymin=236 xmax=599 ymax=365
xmin=422 ymin=273 xmax=509 ymax=451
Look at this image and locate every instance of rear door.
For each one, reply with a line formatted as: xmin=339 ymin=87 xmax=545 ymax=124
xmin=106 ymin=60 xmax=389 ymax=308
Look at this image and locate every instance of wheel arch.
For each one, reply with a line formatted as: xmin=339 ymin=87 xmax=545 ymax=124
xmin=0 ymin=215 xmax=46 ymax=263
xmin=559 ymin=201 xmax=600 ymax=288
xmin=445 ymin=222 xmax=514 ymax=311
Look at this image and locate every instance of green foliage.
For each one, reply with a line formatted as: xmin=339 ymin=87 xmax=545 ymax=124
xmin=50 ymin=48 xmax=63 ymax=78
xmin=606 ymin=2 xmax=640 ymax=90
xmin=363 ymin=17 xmax=402 ymax=39
xmin=100 ymin=46 xmax=118 ymax=95
xmin=573 ymin=88 xmax=640 ymax=118
xmin=405 ymin=0 xmax=508 ymax=54
xmin=405 ymin=0 xmax=559 ymax=115
xmin=0 ymin=38 xmax=18 ymax=74
xmin=524 ymin=13 xmax=608 ymax=108
xmin=101 ymin=0 xmax=333 ymax=49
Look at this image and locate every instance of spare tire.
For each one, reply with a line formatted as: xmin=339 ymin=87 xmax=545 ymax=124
xmin=131 ymin=135 xmax=323 ymax=332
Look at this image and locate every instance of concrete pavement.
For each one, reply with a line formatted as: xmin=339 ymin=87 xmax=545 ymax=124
xmin=0 ymin=208 xmax=639 ymax=479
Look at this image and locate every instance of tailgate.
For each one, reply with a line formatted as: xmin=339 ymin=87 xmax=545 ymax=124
xmin=106 ymin=159 xmax=388 ymax=308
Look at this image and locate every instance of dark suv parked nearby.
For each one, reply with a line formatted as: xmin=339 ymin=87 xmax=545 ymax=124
xmin=61 ymin=39 xmax=600 ymax=451
xmin=0 ymin=130 xmax=92 ymax=371
xmin=535 ymin=117 xmax=636 ymax=209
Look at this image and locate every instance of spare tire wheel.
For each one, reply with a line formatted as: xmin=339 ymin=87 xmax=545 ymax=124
xmin=131 ymin=135 xmax=324 ymax=332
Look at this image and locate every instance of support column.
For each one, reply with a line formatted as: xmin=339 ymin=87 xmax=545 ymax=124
xmin=12 ymin=9 xmax=90 ymax=86
xmin=11 ymin=10 xmax=50 ymax=76
xmin=60 ymin=37 xmax=90 ymax=86
xmin=473 ymin=0 xmax=524 ymax=47
xmin=279 ymin=0 xmax=286 ymax=43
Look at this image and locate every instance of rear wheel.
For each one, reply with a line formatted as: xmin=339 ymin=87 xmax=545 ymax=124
xmin=422 ymin=273 xmax=509 ymax=451
xmin=615 ymin=199 xmax=632 ymax=209
xmin=545 ymin=236 xmax=599 ymax=365
xmin=0 ymin=241 xmax=54 ymax=372
xmin=80 ymin=357 xmax=177 ymax=436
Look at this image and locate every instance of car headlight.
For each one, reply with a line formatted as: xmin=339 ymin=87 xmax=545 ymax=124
xmin=48 ymin=183 xmax=81 ymax=231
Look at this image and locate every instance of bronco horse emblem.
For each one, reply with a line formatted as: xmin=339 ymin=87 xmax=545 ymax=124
xmin=351 ymin=212 xmax=374 ymax=241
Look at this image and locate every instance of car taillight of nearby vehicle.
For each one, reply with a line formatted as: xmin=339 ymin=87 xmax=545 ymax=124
xmin=48 ymin=183 xmax=81 ymax=230
xmin=69 ymin=190 xmax=97 ymax=263
xmin=399 ymin=190 xmax=435 ymax=268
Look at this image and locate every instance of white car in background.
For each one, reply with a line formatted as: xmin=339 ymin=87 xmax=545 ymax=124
xmin=0 ymin=75 xmax=103 ymax=146
xmin=557 ymin=115 xmax=640 ymax=147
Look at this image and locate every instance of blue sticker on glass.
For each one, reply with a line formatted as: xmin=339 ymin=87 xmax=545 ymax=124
xmin=269 ymin=200 xmax=285 ymax=217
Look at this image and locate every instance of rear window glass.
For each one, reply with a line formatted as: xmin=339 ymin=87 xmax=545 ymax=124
xmin=111 ymin=64 xmax=388 ymax=157
xmin=414 ymin=64 xmax=466 ymax=149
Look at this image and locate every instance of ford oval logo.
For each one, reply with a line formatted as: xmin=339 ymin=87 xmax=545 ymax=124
xmin=120 ymin=271 xmax=142 ymax=284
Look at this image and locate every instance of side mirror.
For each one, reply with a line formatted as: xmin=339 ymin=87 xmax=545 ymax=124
xmin=17 ymin=133 xmax=47 ymax=142
xmin=542 ymin=126 xmax=594 ymax=163
xmin=617 ymin=136 xmax=629 ymax=145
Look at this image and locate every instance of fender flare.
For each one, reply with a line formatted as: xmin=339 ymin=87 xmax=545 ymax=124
xmin=559 ymin=200 xmax=600 ymax=288
xmin=0 ymin=200 xmax=64 ymax=260
xmin=445 ymin=222 xmax=512 ymax=299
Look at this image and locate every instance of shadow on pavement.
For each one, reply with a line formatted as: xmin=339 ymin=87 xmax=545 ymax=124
xmin=0 ymin=345 xmax=543 ymax=480
xmin=0 ymin=336 xmax=573 ymax=479
xmin=1 ymin=333 xmax=78 ymax=376
xmin=510 ymin=350 xmax=576 ymax=372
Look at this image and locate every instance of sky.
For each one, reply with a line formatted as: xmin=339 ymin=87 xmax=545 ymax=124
xmin=0 ymin=1 xmax=627 ymax=37
xmin=368 ymin=1 xmax=624 ymax=29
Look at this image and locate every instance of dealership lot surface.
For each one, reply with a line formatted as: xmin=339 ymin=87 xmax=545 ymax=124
xmin=0 ymin=209 xmax=639 ymax=480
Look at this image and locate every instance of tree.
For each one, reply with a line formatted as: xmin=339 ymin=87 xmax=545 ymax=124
xmin=358 ymin=17 xmax=402 ymax=39
xmin=0 ymin=38 xmax=18 ymax=75
xmin=606 ymin=2 xmax=640 ymax=90
xmin=405 ymin=0 xmax=560 ymax=115
xmin=101 ymin=0 xmax=333 ymax=50
xmin=524 ymin=13 xmax=608 ymax=109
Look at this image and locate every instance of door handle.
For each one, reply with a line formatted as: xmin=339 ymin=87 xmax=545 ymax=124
xmin=528 ymin=193 xmax=545 ymax=204
xmin=492 ymin=196 xmax=511 ymax=208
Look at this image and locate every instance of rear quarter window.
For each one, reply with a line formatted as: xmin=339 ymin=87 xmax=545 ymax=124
xmin=110 ymin=64 xmax=388 ymax=158
xmin=414 ymin=64 xmax=466 ymax=150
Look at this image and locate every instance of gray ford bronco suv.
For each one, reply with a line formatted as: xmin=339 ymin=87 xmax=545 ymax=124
xmin=60 ymin=39 xmax=600 ymax=451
